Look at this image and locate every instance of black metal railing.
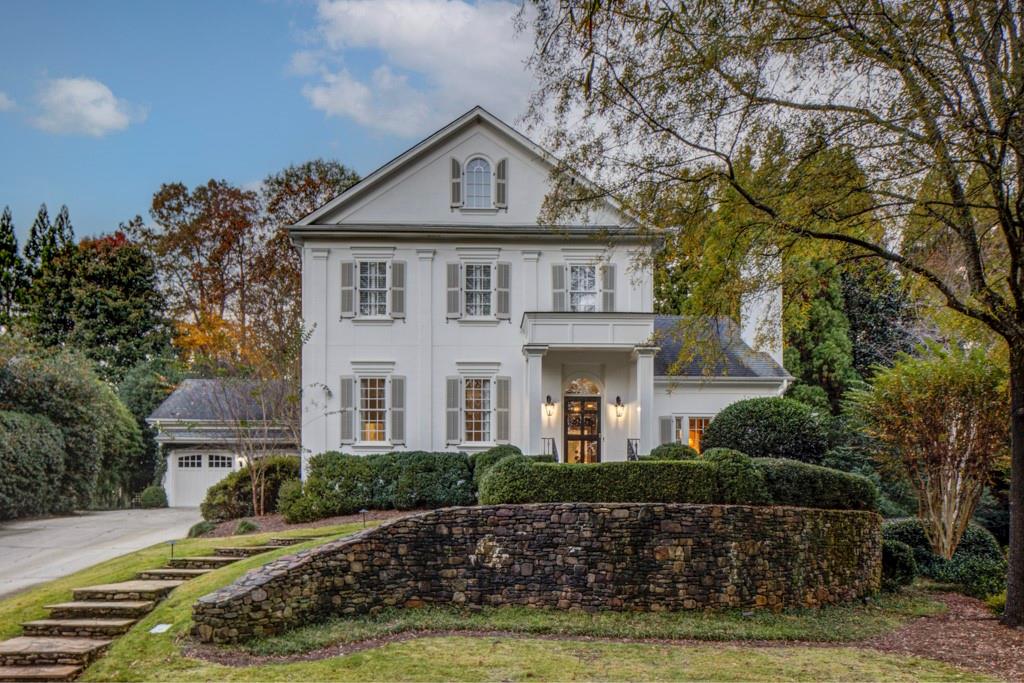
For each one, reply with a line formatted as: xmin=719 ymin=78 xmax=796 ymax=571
xmin=542 ymin=437 xmax=558 ymax=461
xmin=626 ymin=438 xmax=640 ymax=461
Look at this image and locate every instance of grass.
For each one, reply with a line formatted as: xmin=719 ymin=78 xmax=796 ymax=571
xmin=0 ymin=521 xmax=986 ymax=682
xmin=245 ymin=593 xmax=946 ymax=656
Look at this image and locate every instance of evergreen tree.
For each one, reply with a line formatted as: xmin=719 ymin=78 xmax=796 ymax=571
xmin=0 ymin=207 xmax=24 ymax=326
xmin=51 ymin=205 xmax=75 ymax=251
xmin=23 ymin=203 xmax=50 ymax=275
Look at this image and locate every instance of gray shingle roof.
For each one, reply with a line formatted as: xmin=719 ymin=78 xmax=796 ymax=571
xmin=653 ymin=315 xmax=789 ymax=379
xmin=148 ymin=378 xmax=287 ymax=422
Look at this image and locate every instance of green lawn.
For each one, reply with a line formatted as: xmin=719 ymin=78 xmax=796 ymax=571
xmin=0 ymin=522 xmax=988 ymax=682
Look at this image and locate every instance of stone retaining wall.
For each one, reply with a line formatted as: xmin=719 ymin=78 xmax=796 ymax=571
xmin=192 ymin=503 xmax=881 ymax=643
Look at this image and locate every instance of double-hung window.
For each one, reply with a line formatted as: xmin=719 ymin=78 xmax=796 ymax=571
xmin=358 ymin=261 xmax=388 ymax=317
xmin=463 ymin=378 xmax=492 ymax=443
xmin=464 ymin=264 xmax=493 ymax=317
xmin=674 ymin=415 xmax=712 ymax=453
xmin=569 ymin=264 xmax=598 ymax=312
xmin=359 ymin=377 xmax=388 ymax=442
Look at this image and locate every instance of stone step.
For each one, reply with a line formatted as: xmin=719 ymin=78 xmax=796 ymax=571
xmin=135 ymin=568 xmax=209 ymax=581
xmin=267 ymin=536 xmax=319 ymax=546
xmin=0 ymin=664 xmax=83 ymax=681
xmin=167 ymin=556 xmax=238 ymax=570
xmin=21 ymin=618 xmax=136 ymax=638
xmin=45 ymin=600 xmax=154 ymax=620
xmin=214 ymin=545 xmax=277 ymax=558
xmin=0 ymin=637 xmax=110 ymax=667
xmin=73 ymin=580 xmax=183 ymax=602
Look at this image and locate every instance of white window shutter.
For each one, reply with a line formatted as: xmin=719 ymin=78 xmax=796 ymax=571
xmin=390 ymin=376 xmax=406 ymax=444
xmin=340 ymin=376 xmax=356 ymax=444
xmin=495 ymin=158 xmax=508 ymax=208
xmin=445 ymin=377 xmax=461 ymax=444
xmin=450 ymin=159 xmax=462 ymax=207
xmin=601 ymin=263 xmax=616 ymax=312
xmin=340 ymin=261 xmax=355 ymax=318
xmin=391 ymin=261 xmax=406 ymax=318
xmin=496 ymin=262 xmax=511 ymax=320
xmin=659 ymin=416 xmax=673 ymax=445
xmin=552 ymin=263 xmax=566 ymax=311
xmin=495 ymin=376 xmax=511 ymax=443
xmin=446 ymin=263 xmax=462 ymax=319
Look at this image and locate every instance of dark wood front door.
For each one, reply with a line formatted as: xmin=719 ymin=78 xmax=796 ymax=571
xmin=564 ymin=396 xmax=601 ymax=463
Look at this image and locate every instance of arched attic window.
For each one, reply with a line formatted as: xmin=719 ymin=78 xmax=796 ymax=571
xmin=465 ymin=157 xmax=492 ymax=208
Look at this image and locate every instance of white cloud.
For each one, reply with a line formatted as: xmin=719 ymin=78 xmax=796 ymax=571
xmin=297 ymin=0 xmax=535 ymax=137
xmin=32 ymin=77 xmax=145 ymax=137
xmin=0 ymin=92 xmax=14 ymax=111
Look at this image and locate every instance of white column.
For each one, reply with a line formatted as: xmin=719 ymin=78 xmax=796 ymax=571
xmin=523 ymin=250 xmax=541 ymax=311
xmin=417 ymin=249 xmax=435 ymax=449
xmin=523 ymin=344 xmax=547 ymax=454
xmin=303 ymin=247 xmax=329 ymax=478
xmin=634 ymin=346 xmax=657 ymax=455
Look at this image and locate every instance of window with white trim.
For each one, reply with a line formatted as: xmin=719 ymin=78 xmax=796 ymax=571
xmin=569 ymin=264 xmax=598 ymax=312
xmin=359 ymin=377 xmax=388 ymax=442
xmin=464 ymin=263 xmax=493 ymax=316
xmin=464 ymin=377 xmax=492 ymax=443
xmin=674 ymin=415 xmax=712 ymax=453
xmin=208 ymin=454 xmax=233 ymax=468
xmin=465 ymin=158 xmax=492 ymax=208
xmin=358 ymin=261 xmax=388 ymax=316
xmin=177 ymin=454 xmax=202 ymax=469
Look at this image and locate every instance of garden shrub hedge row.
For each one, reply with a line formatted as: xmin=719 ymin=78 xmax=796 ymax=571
xmin=200 ymin=455 xmax=301 ymax=521
xmin=882 ymin=519 xmax=1006 ymax=597
xmin=640 ymin=442 xmax=699 ymax=461
xmin=0 ymin=410 xmax=67 ymax=520
xmin=478 ymin=452 xmax=879 ymax=511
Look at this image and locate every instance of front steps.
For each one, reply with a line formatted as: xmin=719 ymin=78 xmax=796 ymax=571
xmin=0 ymin=537 xmax=319 ymax=682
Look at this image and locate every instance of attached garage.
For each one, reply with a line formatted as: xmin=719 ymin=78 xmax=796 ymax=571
xmin=148 ymin=379 xmax=299 ymax=508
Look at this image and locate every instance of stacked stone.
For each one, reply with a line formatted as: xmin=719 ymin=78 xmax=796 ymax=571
xmin=192 ymin=503 xmax=882 ymax=644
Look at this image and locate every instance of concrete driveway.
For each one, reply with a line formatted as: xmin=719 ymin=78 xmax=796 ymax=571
xmin=0 ymin=508 xmax=200 ymax=599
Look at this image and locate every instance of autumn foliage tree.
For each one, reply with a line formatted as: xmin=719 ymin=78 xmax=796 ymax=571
xmin=853 ymin=345 xmax=1008 ymax=559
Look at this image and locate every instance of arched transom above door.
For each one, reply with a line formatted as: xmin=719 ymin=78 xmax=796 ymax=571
xmin=564 ymin=377 xmax=601 ymax=396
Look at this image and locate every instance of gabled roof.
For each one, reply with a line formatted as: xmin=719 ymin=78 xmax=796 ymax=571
xmin=292 ymin=105 xmax=633 ymax=229
xmin=653 ymin=316 xmax=790 ymax=380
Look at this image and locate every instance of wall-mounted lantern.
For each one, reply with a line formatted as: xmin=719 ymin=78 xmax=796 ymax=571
xmin=544 ymin=395 xmax=556 ymax=417
xmin=614 ymin=396 xmax=625 ymax=419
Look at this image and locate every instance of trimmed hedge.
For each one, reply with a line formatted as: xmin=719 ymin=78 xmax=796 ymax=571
xmin=200 ymin=455 xmax=301 ymax=521
xmin=285 ymin=451 xmax=476 ymax=522
xmin=882 ymin=518 xmax=1005 ymax=597
xmin=470 ymin=445 xmax=523 ymax=486
xmin=642 ymin=443 xmax=699 ymax=461
xmin=702 ymin=397 xmax=829 ymax=464
xmin=479 ymin=455 xmax=879 ymax=511
xmin=0 ymin=411 xmax=66 ymax=520
xmin=753 ymin=458 xmax=879 ymax=512
xmin=881 ymin=539 xmax=917 ymax=592
xmin=139 ymin=485 xmax=168 ymax=508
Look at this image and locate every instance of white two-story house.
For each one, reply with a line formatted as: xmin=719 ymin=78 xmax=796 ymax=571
xmin=289 ymin=107 xmax=789 ymax=473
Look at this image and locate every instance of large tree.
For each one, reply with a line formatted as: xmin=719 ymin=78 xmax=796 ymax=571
xmin=526 ymin=0 xmax=1024 ymax=624
xmin=0 ymin=207 xmax=24 ymax=327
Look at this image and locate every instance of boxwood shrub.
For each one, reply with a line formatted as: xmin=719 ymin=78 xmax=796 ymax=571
xmin=882 ymin=518 xmax=1005 ymax=597
xmin=139 ymin=485 xmax=168 ymax=508
xmin=882 ymin=539 xmax=917 ymax=592
xmin=0 ymin=410 xmax=67 ymax=520
xmin=702 ymin=397 xmax=829 ymax=464
xmin=470 ymin=445 xmax=523 ymax=486
xmin=200 ymin=455 xmax=301 ymax=521
xmin=479 ymin=455 xmax=878 ymax=511
xmin=642 ymin=443 xmax=699 ymax=461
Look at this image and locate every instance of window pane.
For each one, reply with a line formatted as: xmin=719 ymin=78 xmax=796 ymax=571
xmin=464 ymin=264 xmax=492 ymax=316
xmin=464 ymin=378 xmax=492 ymax=442
xmin=465 ymin=158 xmax=492 ymax=209
xmin=360 ymin=377 xmax=387 ymax=442
xmin=569 ymin=265 xmax=597 ymax=312
xmin=358 ymin=261 xmax=388 ymax=316
xmin=688 ymin=417 xmax=711 ymax=453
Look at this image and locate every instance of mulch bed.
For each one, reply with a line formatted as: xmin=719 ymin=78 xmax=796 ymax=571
xmin=183 ymin=592 xmax=1024 ymax=680
xmin=203 ymin=510 xmax=416 ymax=538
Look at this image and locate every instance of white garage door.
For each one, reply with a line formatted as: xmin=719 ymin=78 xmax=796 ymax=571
xmin=171 ymin=453 xmax=235 ymax=507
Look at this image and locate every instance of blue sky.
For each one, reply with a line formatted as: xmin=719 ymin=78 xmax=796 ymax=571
xmin=0 ymin=0 xmax=533 ymax=240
